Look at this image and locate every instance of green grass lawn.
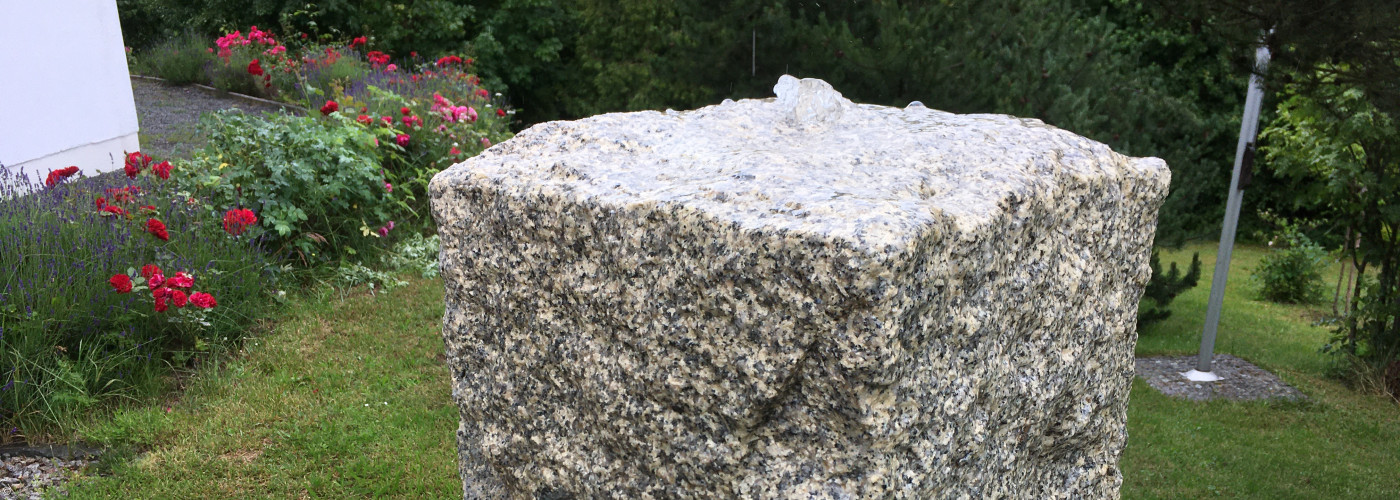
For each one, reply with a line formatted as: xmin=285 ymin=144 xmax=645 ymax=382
xmin=66 ymin=279 xmax=460 ymax=498
xmin=1124 ymin=243 xmax=1400 ymax=499
xmin=60 ymin=244 xmax=1399 ymax=498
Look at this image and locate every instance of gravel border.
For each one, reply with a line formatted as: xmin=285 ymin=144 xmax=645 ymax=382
xmin=1135 ymin=354 xmax=1307 ymax=402
xmin=0 ymin=453 xmax=94 ymax=500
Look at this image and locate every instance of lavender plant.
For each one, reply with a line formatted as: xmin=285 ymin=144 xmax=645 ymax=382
xmin=0 ymin=162 xmax=275 ymax=436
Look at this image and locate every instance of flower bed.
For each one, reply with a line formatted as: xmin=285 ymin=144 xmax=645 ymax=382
xmin=0 ymin=28 xmax=520 ymax=439
xmin=1 ymin=155 xmax=274 ymax=437
xmin=133 ymin=27 xmax=513 ymax=259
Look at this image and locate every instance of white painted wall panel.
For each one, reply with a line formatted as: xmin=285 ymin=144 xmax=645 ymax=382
xmin=0 ymin=0 xmax=140 ymax=176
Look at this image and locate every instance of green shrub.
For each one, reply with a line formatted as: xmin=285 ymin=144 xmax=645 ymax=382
xmin=132 ymin=34 xmax=213 ymax=85
xmin=177 ymin=110 xmax=402 ymax=265
xmin=208 ymin=58 xmax=263 ymax=96
xmin=1 ymin=158 xmax=274 ymax=435
xmin=1253 ymin=220 xmax=1331 ymax=304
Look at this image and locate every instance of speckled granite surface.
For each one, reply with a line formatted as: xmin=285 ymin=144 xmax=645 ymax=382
xmin=430 ymin=76 xmax=1170 ymax=499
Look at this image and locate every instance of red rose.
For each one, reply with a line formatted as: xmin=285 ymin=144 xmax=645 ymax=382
xmin=190 ymin=292 xmax=217 ymax=309
xmin=141 ymin=264 xmax=162 ymax=279
xmin=101 ymin=205 xmax=127 ymax=216
xmin=94 ymin=197 xmax=106 ymax=208
xmin=151 ymin=161 xmax=172 ymax=180
xmin=247 ymin=59 xmax=264 ymax=76
xmin=170 ymin=289 xmax=189 ymax=308
xmin=109 ymin=274 xmax=133 ymax=293
xmin=320 ymin=100 xmax=339 ymax=115
xmin=356 ymin=114 xmax=372 ymax=125
xmin=150 ymin=273 xmax=166 ymax=289
xmin=222 ymin=208 xmax=258 ymax=236
xmin=168 ymin=272 xmax=194 ymax=289
xmin=154 ymin=295 xmax=169 ymax=312
xmin=497 ymin=108 xmax=506 ymax=117
xmin=350 ymin=36 xmax=367 ymax=48
xmin=401 ymin=106 xmax=411 ymax=116
xmin=146 ymin=218 xmax=170 ymax=241
xmin=124 ymin=152 xmax=151 ymax=178
xmin=44 ymin=166 xmax=80 ymax=187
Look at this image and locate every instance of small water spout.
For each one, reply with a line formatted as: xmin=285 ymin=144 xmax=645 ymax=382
xmin=773 ymin=75 xmax=850 ymax=126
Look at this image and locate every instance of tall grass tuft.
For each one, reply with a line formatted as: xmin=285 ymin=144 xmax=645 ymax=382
xmin=0 ymin=162 xmax=276 ymax=438
xmin=131 ymin=34 xmax=213 ymax=86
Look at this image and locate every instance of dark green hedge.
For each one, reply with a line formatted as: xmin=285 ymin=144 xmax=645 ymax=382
xmin=121 ymin=0 xmax=1290 ymax=243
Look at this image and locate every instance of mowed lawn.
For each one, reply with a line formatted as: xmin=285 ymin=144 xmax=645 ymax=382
xmin=62 ymin=244 xmax=1399 ymax=498
xmin=1124 ymin=243 xmax=1400 ymax=499
xmin=66 ymin=279 xmax=461 ymax=498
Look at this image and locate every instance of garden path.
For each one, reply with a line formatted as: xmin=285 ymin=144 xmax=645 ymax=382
xmin=130 ymin=76 xmax=294 ymax=160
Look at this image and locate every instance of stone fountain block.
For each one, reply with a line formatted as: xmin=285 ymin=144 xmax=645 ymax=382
xmin=430 ymin=76 xmax=1169 ymax=499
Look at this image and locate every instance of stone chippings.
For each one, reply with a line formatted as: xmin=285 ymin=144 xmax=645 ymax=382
xmin=431 ymin=76 xmax=1170 ymax=499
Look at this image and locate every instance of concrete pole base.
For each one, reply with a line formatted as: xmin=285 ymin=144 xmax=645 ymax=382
xmin=1181 ymin=369 xmax=1223 ymax=382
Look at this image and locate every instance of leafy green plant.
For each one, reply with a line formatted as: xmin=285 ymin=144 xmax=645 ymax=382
xmin=178 ymin=110 xmax=402 ymax=265
xmin=333 ymin=262 xmax=406 ymax=292
xmin=1262 ymin=74 xmax=1400 ymax=392
xmin=1253 ymin=217 xmax=1331 ymax=304
xmin=381 ymin=233 xmax=440 ymax=279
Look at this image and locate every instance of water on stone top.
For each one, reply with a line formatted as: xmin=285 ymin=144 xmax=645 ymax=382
xmin=460 ymin=76 xmax=1164 ymax=252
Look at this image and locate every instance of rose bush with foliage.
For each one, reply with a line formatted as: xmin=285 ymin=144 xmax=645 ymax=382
xmin=177 ymin=110 xmax=400 ymax=264
xmin=133 ymin=28 xmax=512 ymax=255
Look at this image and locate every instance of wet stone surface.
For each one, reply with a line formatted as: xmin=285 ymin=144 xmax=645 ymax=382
xmin=432 ymin=76 xmax=1171 ymax=499
xmin=1135 ymin=354 xmax=1307 ymax=402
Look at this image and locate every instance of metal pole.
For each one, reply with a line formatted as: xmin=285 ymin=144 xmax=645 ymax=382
xmin=1183 ymin=41 xmax=1271 ymax=382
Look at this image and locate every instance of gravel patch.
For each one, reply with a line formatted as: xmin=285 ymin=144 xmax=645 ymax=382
xmin=130 ymin=77 xmax=296 ymax=160
xmin=1135 ymin=354 xmax=1307 ymax=402
xmin=0 ymin=450 xmax=96 ymax=500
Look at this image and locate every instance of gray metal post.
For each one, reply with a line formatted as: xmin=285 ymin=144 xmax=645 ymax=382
xmin=1183 ymin=42 xmax=1271 ymax=382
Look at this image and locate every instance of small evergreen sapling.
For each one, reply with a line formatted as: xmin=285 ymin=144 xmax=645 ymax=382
xmin=1138 ymin=251 xmax=1203 ymax=327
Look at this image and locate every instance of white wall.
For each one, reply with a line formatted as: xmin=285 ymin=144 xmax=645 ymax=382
xmin=0 ymin=0 xmax=140 ymax=178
